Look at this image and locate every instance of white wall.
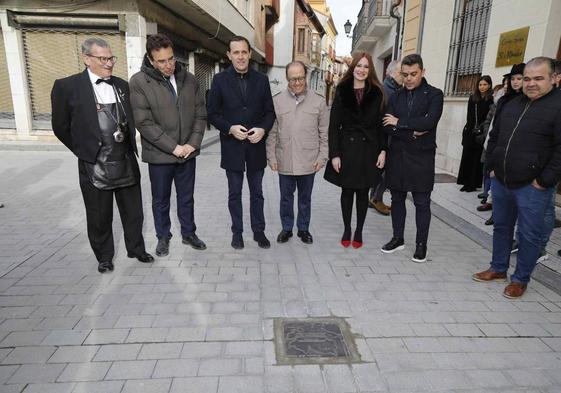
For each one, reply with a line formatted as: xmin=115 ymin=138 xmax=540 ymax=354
xmin=481 ymin=0 xmax=556 ymax=85
xmin=268 ymin=0 xmax=296 ymax=95
xmin=420 ymin=0 xmax=560 ymax=175
xmin=420 ymin=0 xmax=461 ymax=174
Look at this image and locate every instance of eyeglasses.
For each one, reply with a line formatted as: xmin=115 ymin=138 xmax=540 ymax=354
xmin=288 ymin=77 xmax=306 ymax=83
xmin=154 ymin=57 xmax=176 ymax=66
xmin=87 ymin=55 xmax=117 ymax=64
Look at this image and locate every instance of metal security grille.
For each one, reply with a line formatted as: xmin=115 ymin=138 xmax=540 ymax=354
xmin=444 ymin=0 xmax=492 ymax=96
xmin=194 ymin=53 xmax=215 ymax=99
xmin=21 ymin=29 xmax=127 ymax=128
xmin=0 ymin=29 xmax=15 ymax=123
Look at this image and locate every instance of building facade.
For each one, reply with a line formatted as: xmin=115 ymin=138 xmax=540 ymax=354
xmin=353 ymin=0 xmax=561 ymax=176
xmin=0 ymin=0 xmax=279 ymax=141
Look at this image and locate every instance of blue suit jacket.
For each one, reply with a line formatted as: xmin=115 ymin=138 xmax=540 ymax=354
xmin=207 ymin=66 xmax=275 ymax=171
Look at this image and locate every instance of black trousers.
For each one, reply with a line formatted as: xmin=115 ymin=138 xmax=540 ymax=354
xmin=226 ymin=169 xmax=265 ymax=234
xmin=79 ymin=161 xmax=146 ymax=262
xmin=390 ymin=190 xmax=431 ymax=244
xmin=148 ymin=159 xmax=196 ymax=239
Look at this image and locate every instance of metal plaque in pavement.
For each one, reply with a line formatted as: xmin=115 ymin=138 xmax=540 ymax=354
xmin=273 ymin=317 xmax=361 ymax=365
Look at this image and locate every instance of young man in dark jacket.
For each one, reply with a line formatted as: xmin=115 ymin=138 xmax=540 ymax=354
xmin=473 ymin=57 xmax=561 ymax=298
xmin=380 ymin=54 xmax=444 ymax=263
xmin=207 ymin=36 xmax=276 ymax=250
xmin=130 ymin=34 xmax=207 ymax=257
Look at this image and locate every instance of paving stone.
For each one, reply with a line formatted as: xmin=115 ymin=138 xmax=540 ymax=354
xmin=121 ymin=378 xmax=172 ymax=393
xmin=105 ymin=360 xmax=156 ymax=380
xmin=72 ymin=380 xmax=124 ymax=393
xmin=138 ymin=343 xmax=182 ymax=360
xmin=217 ymin=376 xmax=264 ymax=393
xmin=170 ymin=376 xmax=219 ymax=393
xmin=92 ymin=344 xmax=141 ymax=362
xmin=152 ymin=358 xmax=199 ymax=378
xmin=293 ymin=364 xmax=326 ymax=392
xmin=41 ymin=330 xmax=90 ymax=346
xmin=49 ymin=346 xmax=100 ymax=363
xmin=8 ymin=363 xmax=66 ymax=384
xmin=83 ymin=329 xmax=130 ymax=345
xmin=58 ymin=362 xmax=111 ymax=382
xmin=198 ymin=358 xmax=242 ymax=376
xmin=181 ymin=342 xmax=223 ymax=358
xmin=2 ymin=346 xmax=56 ymax=364
xmin=21 ymin=382 xmax=75 ymax=393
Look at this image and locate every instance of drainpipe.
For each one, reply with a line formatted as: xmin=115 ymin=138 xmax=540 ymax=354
xmin=389 ymin=0 xmax=404 ymax=60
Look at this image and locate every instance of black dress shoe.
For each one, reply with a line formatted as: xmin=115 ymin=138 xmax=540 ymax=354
xmin=155 ymin=237 xmax=170 ymax=257
xmin=484 ymin=217 xmax=494 ymax=226
xmin=276 ymin=230 xmax=293 ymax=243
xmin=254 ymin=232 xmax=271 ymax=249
xmin=98 ymin=261 xmax=114 ymax=273
xmin=127 ymin=251 xmax=155 ymax=263
xmin=231 ymin=233 xmax=244 ymax=249
xmin=182 ymin=234 xmax=207 ymax=250
xmin=297 ymin=230 xmax=313 ymax=244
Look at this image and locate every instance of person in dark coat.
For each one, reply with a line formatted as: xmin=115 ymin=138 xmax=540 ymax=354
xmin=381 ymin=54 xmax=444 ymax=263
xmin=457 ymin=75 xmax=493 ymax=192
xmin=130 ymin=33 xmax=207 ymax=257
xmin=324 ymin=52 xmax=387 ymax=249
xmin=207 ymin=36 xmax=276 ymax=250
xmin=473 ymin=57 xmax=561 ymax=299
xmin=369 ymin=60 xmax=402 ymax=216
xmin=51 ymin=38 xmax=153 ymax=273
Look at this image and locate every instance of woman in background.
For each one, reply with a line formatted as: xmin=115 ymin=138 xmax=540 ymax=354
xmin=457 ymin=75 xmax=493 ymax=192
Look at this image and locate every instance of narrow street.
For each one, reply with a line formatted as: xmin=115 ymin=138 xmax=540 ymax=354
xmin=0 ymin=143 xmax=560 ymax=393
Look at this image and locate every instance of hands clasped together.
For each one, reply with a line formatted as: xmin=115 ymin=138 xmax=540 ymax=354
xmin=229 ymin=125 xmax=265 ymax=143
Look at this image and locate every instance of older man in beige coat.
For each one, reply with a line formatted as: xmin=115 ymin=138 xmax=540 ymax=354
xmin=266 ymin=61 xmax=329 ymax=244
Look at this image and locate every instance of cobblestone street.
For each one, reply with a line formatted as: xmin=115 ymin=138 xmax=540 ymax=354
xmin=1 ymin=143 xmax=561 ymax=393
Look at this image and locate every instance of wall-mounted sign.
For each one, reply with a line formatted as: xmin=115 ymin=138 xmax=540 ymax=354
xmin=495 ymin=27 xmax=530 ymax=67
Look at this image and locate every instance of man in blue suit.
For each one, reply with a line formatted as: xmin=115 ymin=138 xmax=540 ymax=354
xmin=207 ymin=36 xmax=276 ymax=249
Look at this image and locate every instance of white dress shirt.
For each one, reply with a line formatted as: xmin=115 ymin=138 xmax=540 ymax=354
xmin=88 ymin=68 xmax=116 ymax=104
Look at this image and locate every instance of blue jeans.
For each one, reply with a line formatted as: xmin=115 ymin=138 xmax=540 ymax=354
xmin=279 ymin=173 xmax=315 ymax=232
xmin=148 ymin=159 xmax=197 ymax=239
xmin=541 ymin=184 xmax=557 ymax=246
xmin=490 ymin=178 xmax=555 ymax=284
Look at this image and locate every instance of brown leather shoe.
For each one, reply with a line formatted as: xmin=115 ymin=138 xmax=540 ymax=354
xmin=472 ymin=269 xmax=507 ymax=282
xmin=477 ymin=203 xmax=492 ymax=212
xmin=503 ymin=282 xmax=527 ymax=299
xmin=370 ymin=199 xmax=390 ymax=216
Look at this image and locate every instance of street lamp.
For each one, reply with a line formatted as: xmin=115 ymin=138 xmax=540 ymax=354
xmin=344 ymin=20 xmax=352 ymax=38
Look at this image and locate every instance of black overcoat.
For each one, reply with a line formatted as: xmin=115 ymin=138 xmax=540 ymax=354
xmin=383 ymin=78 xmax=444 ymax=192
xmin=324 ymin=79 xmax=387 ymax=189
xmin=207 ymin=66 xmax=276 ymax=172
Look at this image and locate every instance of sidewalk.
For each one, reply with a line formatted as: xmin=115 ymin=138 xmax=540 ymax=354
xmin=0 ymin=144 xmax=560 ymax=393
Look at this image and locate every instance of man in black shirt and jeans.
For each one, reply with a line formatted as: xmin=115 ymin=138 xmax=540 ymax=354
xmin=473 ymin=57 xmax=561 ymax=299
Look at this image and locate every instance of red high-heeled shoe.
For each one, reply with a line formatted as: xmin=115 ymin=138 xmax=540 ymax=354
xmin=352 ymin=240 xmax=363 ymax=249
xmin=341 ymin=240 xmax=351 ymax=248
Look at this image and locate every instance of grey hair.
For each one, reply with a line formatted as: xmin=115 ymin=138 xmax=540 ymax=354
xmin=525 ymin=56 xmax=555 ymax=76
xmin=386 ymin=60 xmax=401 ymax=76
xmin=81 ymin=38 xmax=110 ymax=55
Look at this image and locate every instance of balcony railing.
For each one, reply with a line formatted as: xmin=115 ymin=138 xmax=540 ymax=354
xmin=352 ymin=0 xmax=395 ymax=51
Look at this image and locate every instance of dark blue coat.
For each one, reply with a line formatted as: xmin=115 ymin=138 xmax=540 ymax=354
xmin=384 ymin=78 xmax=444 ymax=192
xmin=207 ymin=66 xmax=276 ymax=171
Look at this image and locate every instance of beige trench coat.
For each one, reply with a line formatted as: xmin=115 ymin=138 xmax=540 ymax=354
xmin=266 ymin=89 xmax=329 ymax=176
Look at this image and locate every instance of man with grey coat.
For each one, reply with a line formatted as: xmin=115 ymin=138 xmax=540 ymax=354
xmin=266 ymin=61 xmax=329 ymax=244
xmin=130 ymin=33 xmax=207 ymax=257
